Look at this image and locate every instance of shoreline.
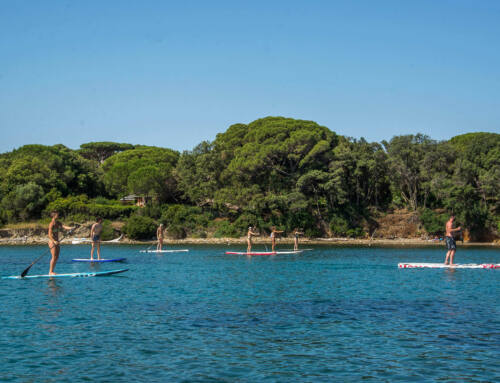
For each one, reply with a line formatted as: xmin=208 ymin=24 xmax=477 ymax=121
xmin=0 ymin=236 xmax=498 ymax=247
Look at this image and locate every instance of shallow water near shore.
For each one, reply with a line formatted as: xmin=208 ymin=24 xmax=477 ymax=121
xmin=1 ymin=245 xmax=499 ymax=382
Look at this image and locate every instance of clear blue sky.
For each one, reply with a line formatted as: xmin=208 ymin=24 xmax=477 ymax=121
xmin=1 ymin=0 xmax=499 ymax=153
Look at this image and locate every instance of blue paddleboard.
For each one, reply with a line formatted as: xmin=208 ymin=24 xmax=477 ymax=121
xmin=2 ymin=269 xmax=128 ymax=279
xmin=72 ymin=258 xmax=126 ymax=263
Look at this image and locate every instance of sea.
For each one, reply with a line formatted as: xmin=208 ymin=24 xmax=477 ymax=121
xmin=1 ymin=244 xmax=499 ymax=382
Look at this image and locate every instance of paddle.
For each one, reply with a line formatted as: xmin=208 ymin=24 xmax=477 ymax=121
xmin=21 ymin=225 xmax=78 ymax=277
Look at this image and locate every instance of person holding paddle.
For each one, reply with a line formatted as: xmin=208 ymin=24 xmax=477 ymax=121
xmin=247 ymin=226 xmax=259 ymax=252
xmin=270 ymin=226 xmax=284 ymax=252
xmin=157 ymin=223 xmax=165 ymax=251
xmin=444 ymin=215 xmax=461 ymax=266
xmin=90 ymin=217 xmax=103 ymax=260
xmin=293 ymin=228 xmax=304 ymax=251
xmin=48 ymin=211 xmax=75 ymax=275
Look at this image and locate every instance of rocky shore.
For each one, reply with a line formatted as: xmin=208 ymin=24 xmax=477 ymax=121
xmin=0 ymin=232 xmax=498 ymax=247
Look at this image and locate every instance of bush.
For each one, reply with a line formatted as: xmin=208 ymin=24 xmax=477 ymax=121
xmin=123 ymin=215 xmax=157 ymax=240
xmin=213 ymin=220 xmax=240 ymax=238
xmin=100 ymin=220 xmax=115 ymax=241
xmin=419 ymin=208 xmax=447 ymax=235
xmin=167 ymin=224 xmax=186 ymax=239
xmin=45 ymin=195 xmax=137 ymax=221
xmin=160 ymin=204 xmax=212 ymax=235
xmin=329 ymin=215 xmax=350 ymax=236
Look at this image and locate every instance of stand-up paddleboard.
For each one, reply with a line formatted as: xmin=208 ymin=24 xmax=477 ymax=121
xmin=2 ymin=269 xmax=129 ymax=279
xmin=226 ymin=250 xmax=303 ymax=255
xmin=139 ymin=249 xmax=189 ymax=253
xmin=71 ymin=235 xmax=123 ymax=245
xmin=399 ymin=263 xmax=500 ymax=269
xmin=72 ymin=258 xmax=126 ymax=263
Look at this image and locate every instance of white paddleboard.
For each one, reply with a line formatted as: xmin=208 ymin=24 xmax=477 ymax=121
xmin=399 ymin=263 xmax=500 ymax=269
xmin=2 ymin=269 xmax=129 ymax=279
xmin=139 ymin=249 xmax=189 ymax=253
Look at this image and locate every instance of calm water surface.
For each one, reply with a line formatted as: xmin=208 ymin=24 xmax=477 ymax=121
xmin=0 ymin=245 xmax=499 ymax=382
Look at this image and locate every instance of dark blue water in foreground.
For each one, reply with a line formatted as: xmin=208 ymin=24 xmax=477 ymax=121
xmin=0 ymin=245 xmax=499 ymax=382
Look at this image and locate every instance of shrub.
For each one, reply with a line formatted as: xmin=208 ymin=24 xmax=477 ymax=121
xmin=213 ymin=220 xmax=240 ymax=238
xmin=160 ymin=204 xmax=212 ymax=235
xmin=419 ymin=208 xmax=447 ymax=235
xmin=329 ymin=215 xmax=350 ymax=236
xmin=167 ymin=224 xmax=186 ymax=239
xmin=45 ymin=195 xmax=137 ymax=221
xmin=123 ymin=215 xmax=157 ymax=240
xmin=100 ymin=220 xmax=115 ymax=241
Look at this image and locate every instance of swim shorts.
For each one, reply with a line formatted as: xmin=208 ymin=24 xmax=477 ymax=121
xmin=92 ymin=235 xmax=101 ymax=242
xmin=446 ymin=236 xmax=456 ymax=250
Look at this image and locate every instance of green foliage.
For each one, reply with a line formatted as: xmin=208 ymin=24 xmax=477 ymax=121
xmin=101 ymin=146 xmax=179 ymax=201
xmin=160 ymin=204 xmax=212 ymax=235
xmin=1 ymin=182 xmax=46 ymax=221
xmin=213 ymin=220 xmax=240 ymax=238
xmin=419 ymin=209 xmax=447 ymax=235
xmin=0 ymin=144 xmax=100 ymax=197
xmin=167 ymin=225 xmax=186 ymax=239
xmin=123 ymin=215 xmax=157 ymax=240
xmin=45 ymin=195 xmax=137 ymax=220
xmin=329 ymin=215 xmax=350 ymax=236
xmin=100 ymin=220 xmax=115 ymax=241
xmin=79 ymin=142 xmax=134 ymax=163
xmin=0 ymin=122 xmax=498 ymax=240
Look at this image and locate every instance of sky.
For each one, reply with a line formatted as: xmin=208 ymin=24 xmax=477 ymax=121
xmin=1 ymin=0 xmax=499 ymax=153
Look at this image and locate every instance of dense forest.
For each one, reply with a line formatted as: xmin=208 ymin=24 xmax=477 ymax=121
xmin=0 ymin=117 xmax=498 ymax=241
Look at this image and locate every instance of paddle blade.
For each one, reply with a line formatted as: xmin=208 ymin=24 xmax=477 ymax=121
xmin=20 ymin=264 xmax=33 ymax=278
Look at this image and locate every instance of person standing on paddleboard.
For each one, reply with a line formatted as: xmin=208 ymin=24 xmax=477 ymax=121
xmin=90 ymin=217 xmax=103 ymax=260
xmin=157 ymin=223 xmax=165 ymax=251
xmin=293 ymin=228 xmax=304 ymax=251
xmin=247 ymin=226 xmax=259 ymax=252
xmin=48 ymin=211 xmax=75 ymax=275
xmin=270 ymin=227 xmax=284 ymax=252
xmin=444 ymin=215 xmax=461 ymax=266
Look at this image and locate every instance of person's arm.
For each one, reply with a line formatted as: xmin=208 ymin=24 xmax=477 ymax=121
xmin=452 ymin=227 xmax=461 ymax=232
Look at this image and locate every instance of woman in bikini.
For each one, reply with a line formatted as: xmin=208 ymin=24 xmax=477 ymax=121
xmin=293 ymin=228 xmax=304 ymax=251
xmin=157 ymin=223 xmax=165 ymax=251
xmin=48 ymin=211 xmax=74 ymax=275
xmin=247 ymin=226 xmax=259 ymax=253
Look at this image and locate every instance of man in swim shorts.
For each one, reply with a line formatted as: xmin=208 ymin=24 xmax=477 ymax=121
xmin=90 ymin=217 xmax=103 ymax=260
xmin=444 ymin=215 xmax=461 ymax=266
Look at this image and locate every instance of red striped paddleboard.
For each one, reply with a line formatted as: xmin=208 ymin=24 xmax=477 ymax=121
xmin=226 ymin=251 xmax=303 ymax=255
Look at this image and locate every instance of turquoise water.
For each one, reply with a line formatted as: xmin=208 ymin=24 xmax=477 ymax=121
xmin=0 ymin=245 xmax=499 ymax=382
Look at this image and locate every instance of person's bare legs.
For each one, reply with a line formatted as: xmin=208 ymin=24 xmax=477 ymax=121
xmin=272 ymin=238 xmax=276 ymax=252
xmin=90 ymin=242 xmax=95 ymax=260
xmin=247 ymin=238 xmax=251 ymax=253
xmin=49 ymin=243 xmax=60 ymax=275
xmin=444 ymin=250 xmax=451 ymax=264
xmin=449 ymin=250 xmax=456 ymax=265
xmin=294 ymin=238 xmax=298 ymax=251
xmin=96 ymin=241 xmax=101 ymax=260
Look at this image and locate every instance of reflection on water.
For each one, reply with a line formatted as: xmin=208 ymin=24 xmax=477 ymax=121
xmin=46 ymin=279 xmax=62 ymax=297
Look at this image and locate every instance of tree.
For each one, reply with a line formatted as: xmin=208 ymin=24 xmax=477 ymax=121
xmin=79 ymin=142 xmax=134 ymax=164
